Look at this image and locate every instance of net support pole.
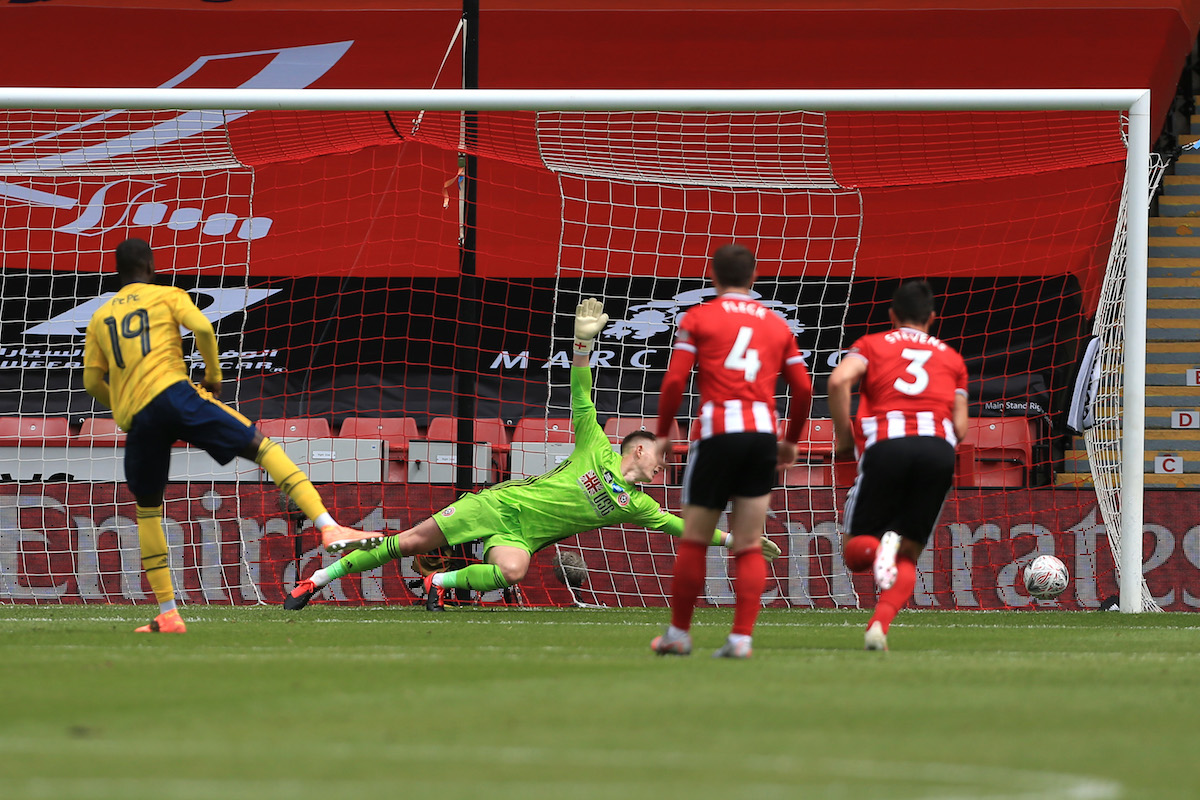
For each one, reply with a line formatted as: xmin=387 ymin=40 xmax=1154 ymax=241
xmin=454 ymin=0 xmax=482 ymax=492
xmin=1120 ymin=90 xmax=1151 ymax=613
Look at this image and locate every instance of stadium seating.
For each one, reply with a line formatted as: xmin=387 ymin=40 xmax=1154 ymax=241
xmin=679 ymin=417 xmax=838 ymax=486
xmin=256 ymin=417 xmax=332 ymax=440
xmin=339 ymin=417 xmax=421 ymax=482
xmin=798 ymin=418 xmax=835 ymax=461
xmin=606 ymin=417 xmax=682 ymax=446
xmin=954 ymin=441 xmax=979 ymax=487
xmin=509 ymin=417 xmax=574 ymax=478
xmin=512 ymin=416 xmax=574 ymax=444
xmin=960 ymin=418 xmax=1035 ymax=488
xmin=779 ymin=462 xmax=833 ymax=487
xmin=0 ymin=416 xmax=72 ymax=446
xmin=425 ymin=417 xmax=511 ymax=482
xmin=75 ymin=417 xmax=126 ymax=445
xmin=604 ymin=417 xmax=680 ymax=484
xmin=777 ymin=418 xmax=836 ymax=486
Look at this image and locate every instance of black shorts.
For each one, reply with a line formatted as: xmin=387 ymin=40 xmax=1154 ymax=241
xmin=681 ymin=431 xmax=777 ymax=510
xmin=843 ymin=436 xmax=955 ymax=546
xmin=124 ymin=381 xmax=257 ymax=498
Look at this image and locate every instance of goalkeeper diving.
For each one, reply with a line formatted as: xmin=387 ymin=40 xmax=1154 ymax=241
xmin=284 ymin=298 xmax=781 ymax=610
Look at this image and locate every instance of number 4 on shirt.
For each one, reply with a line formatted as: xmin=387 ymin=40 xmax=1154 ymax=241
xmin=724 ymin=326 xmax=761 ymax=382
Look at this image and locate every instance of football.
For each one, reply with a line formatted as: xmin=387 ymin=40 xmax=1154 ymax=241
xmin=1023 ymin=554 xmax=1069 ymax=600
xmin=552 ymin=549 xmax=588 ymax=588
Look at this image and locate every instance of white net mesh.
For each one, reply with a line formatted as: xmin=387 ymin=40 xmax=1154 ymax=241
xmin=0 ymin=94 xmax=1148 ymax=610
xmin=1083 ymin=149 xmax=1169 ymax=613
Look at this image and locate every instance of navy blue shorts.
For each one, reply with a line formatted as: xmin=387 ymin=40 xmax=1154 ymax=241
xmin=124 ymin=380 xmax=257 ymax=498
xmin=680 ymin=432 xmax=777 ymax=509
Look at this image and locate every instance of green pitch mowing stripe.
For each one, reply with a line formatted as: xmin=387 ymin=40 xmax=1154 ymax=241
xmin=0 ymin=606 xmax=1196 ymax=800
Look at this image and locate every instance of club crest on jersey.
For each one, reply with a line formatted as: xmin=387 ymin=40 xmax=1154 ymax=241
xmin=441 ymin=507 xmax=456 ymax=517
xmin=579 ymin=469 xmax=616 ymax=517
xmin=603 ymin=470 xmax=631 ymax=507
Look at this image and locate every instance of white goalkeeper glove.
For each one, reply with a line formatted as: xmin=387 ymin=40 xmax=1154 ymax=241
xmin=573 ymin=297 xmax=609 ymax=355
xmin=760 ymin=536 xmax=782 ymax=563
xmin=721 ymin=533 xmax=782 ymax=563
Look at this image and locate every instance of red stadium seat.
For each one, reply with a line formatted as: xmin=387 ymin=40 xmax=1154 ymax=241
xmin=606 ymin=417 xmax=680 ymax=446
xmin=798 ymin=418 xmax=835 ymax=461
xmin=509 ymin=418 xmax=575 ymax=479
xmin=774 ymin=419 xmax=835 ymax=486
xmin=0 ymin=416 xmax=72 ymax=446
xmin=955 ymin=442 xmax=978 ymax=488
xmin=339 ymin=416 xmax=420 ymax=451
xmin=339 ymin=417 xmax=420 ymax=482
xmin=604 ymin=418 xmax=680 ymax=485
xmin=961 ymin=418 xmax=1034 ymax=488
xmin=779 ymin=463 xmax=833 ymax=487
xmin=75 ymin=417 xmax=126 ymax=446
xmin=257 ymin=417 xmax=332 ymax=439
xmin=512 ymin=417 xmax=574 ymax=444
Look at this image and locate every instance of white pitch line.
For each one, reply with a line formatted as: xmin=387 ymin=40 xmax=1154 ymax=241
xmin=1 ymin=613 xmax=1199 ymax=633
xmin=0 ymin=738 xmax=1122 ymax=800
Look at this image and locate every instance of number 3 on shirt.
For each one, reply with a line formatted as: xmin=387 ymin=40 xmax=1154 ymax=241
xmin=724 ymin=326 xmax=761 ymax=382
xmin=894 ymin=348 xmax=932 ymax=395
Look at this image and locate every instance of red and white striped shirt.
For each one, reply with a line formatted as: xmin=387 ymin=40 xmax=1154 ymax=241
xmin=656 ymin=292 xmax=813 ymax=442
xmin=846 ymin=327 xmax=968 ymax=451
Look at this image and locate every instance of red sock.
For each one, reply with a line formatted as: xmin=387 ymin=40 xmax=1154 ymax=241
xmin=731 ymin=546 xmax=766 ymax=636
xmin=670 ymin=539 xmax=708 ymax=631
xmin=868 ymin=555 xmax=916 ymax=633
xmin=844 ymin=535 xmax=877 ymax=572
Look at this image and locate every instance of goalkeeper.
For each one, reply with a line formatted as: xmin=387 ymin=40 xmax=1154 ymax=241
xmin=284 ymin=298 xmax=781 ymax=610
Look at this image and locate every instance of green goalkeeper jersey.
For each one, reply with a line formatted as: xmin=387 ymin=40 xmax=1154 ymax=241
xmin=439 ymin=365 xmax=683 ymax=554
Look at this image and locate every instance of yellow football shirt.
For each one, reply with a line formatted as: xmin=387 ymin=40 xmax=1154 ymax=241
xmin=83 ymin=283 xmax=216 ymax=430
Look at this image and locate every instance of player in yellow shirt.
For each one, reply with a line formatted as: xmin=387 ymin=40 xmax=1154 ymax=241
xmin=83 ymin=238 xmax=367 ymax=633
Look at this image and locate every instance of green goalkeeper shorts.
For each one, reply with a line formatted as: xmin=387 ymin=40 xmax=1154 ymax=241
xmin=432 ymin=490 xmax=534 ymax=555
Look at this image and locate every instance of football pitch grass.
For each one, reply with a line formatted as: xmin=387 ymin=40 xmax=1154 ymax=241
xmin=1 ymin=606 xmax=1196 ymax=800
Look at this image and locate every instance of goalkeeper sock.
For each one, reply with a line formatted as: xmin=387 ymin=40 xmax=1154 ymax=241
xmin=731 ymin=546 xmax=766 ymax=636
xmin=868 ymin=554 xmax=916 ymax=633
xmin=843 ymin=535 xmax=877 ymax=573
xmin=136 ymin=504 xmax=176 ymax=608
xmin=313 ymin=536 xmax=401 ymax=587
xmin=669 ymin=539 xmax=707 ymax=632
xmin=438 ymin=564 xmax=510 ymax=593
xmin=255 ymin=438 xmax=332 ymax=528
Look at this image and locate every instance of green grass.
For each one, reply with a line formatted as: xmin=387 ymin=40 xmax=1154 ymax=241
xmin=1 ymin=606 xmax=1197 ymax=800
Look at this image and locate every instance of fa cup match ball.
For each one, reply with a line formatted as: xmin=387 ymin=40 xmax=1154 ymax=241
xmin=552 ymin=549 xmax=588 ymax=588
xmin=1023 ymin=555 xmax=1069 ymax=601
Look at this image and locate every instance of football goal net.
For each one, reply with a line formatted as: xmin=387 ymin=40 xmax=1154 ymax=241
xmin=0 ymin=87 xmax=1156 ymax=613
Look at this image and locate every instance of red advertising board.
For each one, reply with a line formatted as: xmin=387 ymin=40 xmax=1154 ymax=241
xmin=3 ymin=483 xmax=1196 ymax=611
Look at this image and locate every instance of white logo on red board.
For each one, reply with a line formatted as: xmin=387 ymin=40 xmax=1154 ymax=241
xmin=0 ymin=41 xmax=352 ymax=241
xmin=22 ymin=287 xmax=282 ymax=337
xmin=603 ymin=288 xmax=805 ymax=342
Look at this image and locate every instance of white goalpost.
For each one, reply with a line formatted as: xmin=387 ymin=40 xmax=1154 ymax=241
xmin=0 ymin=87 xmax=1153 ymax=613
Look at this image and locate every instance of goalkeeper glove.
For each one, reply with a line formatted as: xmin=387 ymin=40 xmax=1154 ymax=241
xmin=573 ymin=297 xmax=609 ymax=355
xmin=721 ymin=533 xmax=782 ymax=563
xmin=759 ymin=536 xmax=782 ymax=563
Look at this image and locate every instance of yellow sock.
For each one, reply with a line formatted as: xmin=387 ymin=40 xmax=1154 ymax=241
xmin=255 ymin=437 xmax=331 ymax=524
xmin=136 ymin=504 xmax=175 ymax=606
